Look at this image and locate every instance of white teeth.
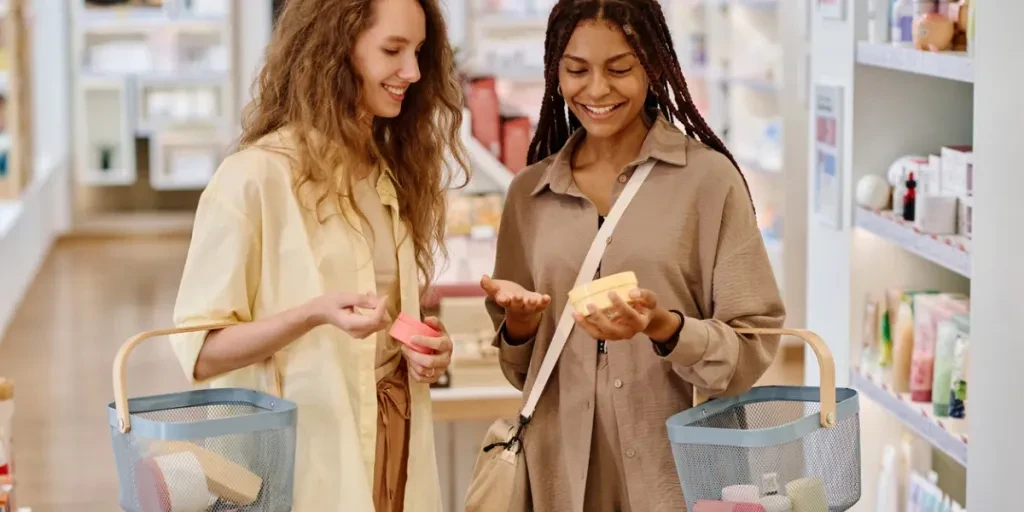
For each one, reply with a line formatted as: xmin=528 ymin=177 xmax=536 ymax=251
xmin=383 ymin=85 xmax=406 ymax=96
xmin=584 ymin=104 xmax=619 ymax=114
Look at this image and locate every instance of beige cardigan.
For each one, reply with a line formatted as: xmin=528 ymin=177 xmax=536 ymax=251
xmin=486 ymin=115 xmax=786 ymax=512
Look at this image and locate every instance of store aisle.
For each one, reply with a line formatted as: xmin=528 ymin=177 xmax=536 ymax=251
xmin=0 ymin=236 xmax=192 ymax=512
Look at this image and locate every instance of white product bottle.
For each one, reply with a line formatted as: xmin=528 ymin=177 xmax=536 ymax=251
xmin=868 ymin=0 xmax=891 ymax=43
xmin=876 ymin=444 xmax=900 ymax=512
xmin=891 ymin=0 xmax=915 ymax=45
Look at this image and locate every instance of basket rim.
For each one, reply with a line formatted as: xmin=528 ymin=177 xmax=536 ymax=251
xmin=107 ymin=387 xmax=297 ymax=441
xmin=666 ymin=385 xmax=859 ymax=449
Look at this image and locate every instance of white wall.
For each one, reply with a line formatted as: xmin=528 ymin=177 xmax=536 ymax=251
xmin=967 ymin=0 xmax=1024 ymax=508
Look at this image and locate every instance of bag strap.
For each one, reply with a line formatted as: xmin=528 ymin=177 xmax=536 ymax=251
xmin=519 ymin=160 xmax=656 ymax=419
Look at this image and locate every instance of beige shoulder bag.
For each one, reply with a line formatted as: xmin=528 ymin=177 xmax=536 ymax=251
xmin=464 ymin=160 xmax=656 ymax=512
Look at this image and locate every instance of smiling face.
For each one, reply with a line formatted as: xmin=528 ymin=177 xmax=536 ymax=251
xmin=558 ymin=20 xmax=650 ymax=139
xmin=352 ymin=0 xmax=426 ymax=119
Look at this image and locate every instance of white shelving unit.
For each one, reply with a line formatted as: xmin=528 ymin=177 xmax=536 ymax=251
xmin=855 ymin=207 xmax=971 ymax=277
xmin=669 ymin=0 xmax=809 ymax=329
xmin=850 ymin=367 xmax=968 ymax=466
xmin=70 ymin=0 xmax=237 ymax=190
xmin=856 ymin=41 xmax=973 ymax=83
xmin=806 ymin=1 xmax=1024 ymax=509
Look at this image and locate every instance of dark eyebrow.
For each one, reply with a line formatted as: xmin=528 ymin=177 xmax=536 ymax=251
xmin=562 ymin=51 xmax=635 ymax=64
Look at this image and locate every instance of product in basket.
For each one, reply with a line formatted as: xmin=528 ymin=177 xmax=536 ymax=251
xmin=694 ymin=502 xmax=768 ymax=512
xmin=785 ymin=476 xmax=828 ymax=512
xmin=389 ymin=313 xmax=441 ymax=354
xmin=134 ymin=450 xmax=218 ymax=512
xmin=568 ymin=271 xmax=639 ymax=316
xmin=145 ymin=440 xmax=264 ymax=507
xmin=722 ymin=484 xmax=760 ymax=502
xmin=759 ymin=494 xmax=793 ymax=512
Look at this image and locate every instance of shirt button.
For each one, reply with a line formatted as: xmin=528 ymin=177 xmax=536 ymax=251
xmin=626 ymin=448 xmax=636 ymax=458
xmin=618 ymin=174 xmax=628 ymax=183
xmin=606 ymin=236 xmax=613 ymax=245
xmin=614 ymin=378 xmax=623 ymax=388
xmin=584 ymin=400 xmax=591 ymax=410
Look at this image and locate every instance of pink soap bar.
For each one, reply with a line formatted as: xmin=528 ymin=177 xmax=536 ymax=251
xmin=389 ymin=313 xmax=440 ymax=354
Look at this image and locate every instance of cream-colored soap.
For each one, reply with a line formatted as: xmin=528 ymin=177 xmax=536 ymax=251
xmin=568 ymin=271 xmax=639 ymax=316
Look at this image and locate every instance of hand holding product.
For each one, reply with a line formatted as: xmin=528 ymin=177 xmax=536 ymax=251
xmin=393 ymin=315 xmax=453 ymax=384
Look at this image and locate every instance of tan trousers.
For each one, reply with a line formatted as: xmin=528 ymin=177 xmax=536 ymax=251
xmin=373 ymin=362 xmax=411 ymax=512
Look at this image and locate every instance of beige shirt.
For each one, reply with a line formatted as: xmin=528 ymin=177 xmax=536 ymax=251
xmin=170 ymin=128 xmax=442 ymax=511
xmin=351 ymin=165 xmax=403 ymax=382
xmin=485 ymin=115 xmax=786 ymax=512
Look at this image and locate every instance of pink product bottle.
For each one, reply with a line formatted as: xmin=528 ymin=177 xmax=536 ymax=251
xmin=909 ymin=294 xmax=969 ymax=402
xmin=467 ymin=76 xmax=502 ymax=157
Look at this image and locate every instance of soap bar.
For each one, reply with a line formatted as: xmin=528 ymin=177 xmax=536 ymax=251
xmin=148 ymin=440 xmax=263 ymax=506
xmin=567 ymin=271 xmax=639 ymax=316
xmin=389 ymin=313 xmax=440 ymax=354
xmin=785 ymin=477 xmax=828 ymax=512
xmin=135 ymin=451 xmax=218 ymax=512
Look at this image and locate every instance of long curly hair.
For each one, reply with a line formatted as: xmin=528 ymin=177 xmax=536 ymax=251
xmin=528 ymin=0 xmax=751 ymax=204
xmin=239 ymin=0 xmax=468 ymax=290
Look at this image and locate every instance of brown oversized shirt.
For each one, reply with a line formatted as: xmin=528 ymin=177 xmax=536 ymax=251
xmin=485 ymin=115 xmax=787 ymax=512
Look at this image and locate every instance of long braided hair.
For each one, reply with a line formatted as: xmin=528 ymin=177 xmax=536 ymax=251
xmin=527 ymin=0 xmax=752 ymax=204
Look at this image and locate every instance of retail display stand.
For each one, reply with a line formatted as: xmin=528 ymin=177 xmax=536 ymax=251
xmin=806 ymin=0 xmax=1023 ymax=509
xmin=0 ymin=0 xmax=32 ymax=201
xmin=70 ymin=0 xmax=237 ymax=191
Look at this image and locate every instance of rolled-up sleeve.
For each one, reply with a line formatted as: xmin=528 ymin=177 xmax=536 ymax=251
xmin=170 ymin=166 xmax=262 ymax=384
xmin=664 ymin=176 xmax=786 ymax=398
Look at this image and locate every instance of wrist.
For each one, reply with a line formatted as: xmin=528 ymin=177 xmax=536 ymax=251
xmin=504 ymin=315 xmax=541 ymax=343
xmin=299 ymin=300 xmax=326 ymax=330
xmin=645 ymin=308 xmax=682 ymax=342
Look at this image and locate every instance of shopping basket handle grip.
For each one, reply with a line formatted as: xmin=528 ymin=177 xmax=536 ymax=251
xmin=112 ymin=322 xmax=282 ymax=434
xmin=692 ymin=328 xmax=837 ymax=428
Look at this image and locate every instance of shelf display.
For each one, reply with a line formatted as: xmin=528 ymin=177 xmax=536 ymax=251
xmin=71 ymin=0 xmax=236 ymax=190
xmin=0 ymin=0 xmax=31 ymax=200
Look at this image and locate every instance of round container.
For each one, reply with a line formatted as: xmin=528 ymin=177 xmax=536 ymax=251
xmin=567 ymin=271 xmax=639 ymax=316
xmin=389 ymin=313 xmax=440 ymax=354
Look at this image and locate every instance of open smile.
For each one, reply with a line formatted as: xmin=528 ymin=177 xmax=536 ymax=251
xmin=577 ymin=101 xmax=626 ymax=119
xmin=383 ymin=84 xmax=408 ymax=101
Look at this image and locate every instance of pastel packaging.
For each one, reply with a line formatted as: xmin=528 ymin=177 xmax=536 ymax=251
xmin=389 ymin=313 xmax=441 ymax=354
xmin=568 ymin=271 xmax=639 ymax=316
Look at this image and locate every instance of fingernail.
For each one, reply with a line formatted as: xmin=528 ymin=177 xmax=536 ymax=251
xmin=630 ymin=290 xmax=641 ymax=298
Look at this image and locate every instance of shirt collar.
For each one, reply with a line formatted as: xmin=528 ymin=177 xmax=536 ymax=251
xmin=531 ymin=114 xmax=689 ymax=196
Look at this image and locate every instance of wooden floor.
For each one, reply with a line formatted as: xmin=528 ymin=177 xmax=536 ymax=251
xmin=0 ymin=236 xmax=803 ymax=511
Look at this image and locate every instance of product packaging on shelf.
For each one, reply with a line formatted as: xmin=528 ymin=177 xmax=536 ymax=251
xmin=909 ymin=293 xmax=969 ymax=402
xmin=890 ymin=290 xmax=940 ymax=393
xmin=940 ymin=145 xmax=973 ymax=197
xmin=948 ymin=328 xmax=970 ymax=419
xmin=500 ymin=116 xmax=531 ymax=174
xmin=467 ymin=76 xmax=502 ymax=157
xmin=0 ymin=379 xmax=12 ymax=512
xmin=932 ymin=314 xmax=969 ymax=417
xmin=956 ymin=195 xmax=973 ymax=238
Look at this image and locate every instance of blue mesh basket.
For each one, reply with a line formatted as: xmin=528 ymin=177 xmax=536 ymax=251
xmin=667 ymin=329 xmax=861 ymax=512
xmin=109 ymin=324 xmax=297 ymax=511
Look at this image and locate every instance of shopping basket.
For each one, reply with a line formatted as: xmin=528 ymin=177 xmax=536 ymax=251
xmin=108 ymin=323 xmax=298 ymax=512
xmin=667 ymin=328 xmax=861 ymax=512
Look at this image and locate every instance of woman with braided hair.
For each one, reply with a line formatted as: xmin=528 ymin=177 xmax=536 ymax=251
xmin=479 ymin=0 xmax=786 ymax=510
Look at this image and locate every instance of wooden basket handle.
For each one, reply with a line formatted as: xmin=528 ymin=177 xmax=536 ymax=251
xmin=692 ymin=328 xmax=837 ymax=428
xmin=112 ymin=323 xmax=281 ymax=434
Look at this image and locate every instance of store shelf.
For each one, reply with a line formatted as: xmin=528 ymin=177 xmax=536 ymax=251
xmin=856 ymin=42 xmax=973 ymax=83
xmin=855 ymin=207 xmax=970 ymax=278
xmin=462 ymin=131 xmax=513 ymax=192
xmin=850 ymin=367 xmax=968 ymax=466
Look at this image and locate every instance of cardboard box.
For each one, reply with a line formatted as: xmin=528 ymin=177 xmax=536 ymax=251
xmin=941 ymin=145 xmax=973 ymax=197
xmin=957 ymin=195 xmax=973 ymax=239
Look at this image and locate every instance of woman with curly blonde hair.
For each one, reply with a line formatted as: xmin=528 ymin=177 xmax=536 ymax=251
xmin=169 ymin=0 xmax=467 ymax=509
